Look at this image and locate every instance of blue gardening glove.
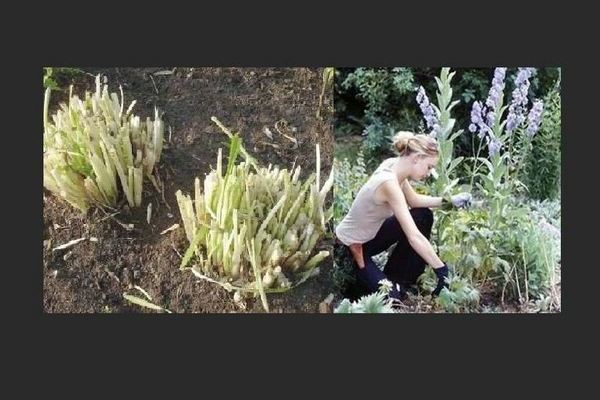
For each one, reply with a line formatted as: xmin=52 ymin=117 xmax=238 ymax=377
xmin=450 ymin=192 xmax=472 ymax=209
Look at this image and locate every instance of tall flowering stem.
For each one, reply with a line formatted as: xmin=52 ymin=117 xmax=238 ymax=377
xmin=504 ymin=69 xmax=544 ymax=190
xmin=512 ymin=99 xmax=544 ymax=184
xmin=467 ymin=67 xmax=544 ymax=220
xmin=416 ymin=68 xmax=463 ymax=196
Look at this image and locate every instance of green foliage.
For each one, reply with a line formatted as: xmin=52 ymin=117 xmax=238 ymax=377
xmin=339 ymin=68 xmax=419 ymax=159
xmin=391 ymin=67 xmax=416 ymax=94
xmin=457 ymin=70 xmax=490 ymax=104
xmin=337 ymin=67 xmax=560 ymax=161
xmin=361 ymin=116 xmax=396 ymax=161
xmin=522 ymin=83 xmax=561 ymax=200
xmin=433 ymin=199 xmax=559 ymax=305
xmin=518 ymin=222 xmax=559 ymax=300
xmin=527 ymin=67 xmax=561 ymax=99
xmin=332 ymin=239 xmax=357 ymax=297
xmin=43 ymin=67 xmax=84 ymax=90
xmin=333 ymin=153 xmax=368 ymax=225
xmin=334 ymin=280 xmax=396 ymax=313
xmin=526 ymin=198 xmax=561 ymax=234
xmin=332 ymin=153 xmax=370 ymax=294
xmin=43 ymin=68 xmax=58 ymax=90
xmin=435 ymin=275 xmax=480 ymax=313
xmin=424 ymin=67 xmax=464 ymax=196
xmin=342 ymin=67 xmax=415 ymax=117
xmin=341 ymin=68 xmax=389 ymax=115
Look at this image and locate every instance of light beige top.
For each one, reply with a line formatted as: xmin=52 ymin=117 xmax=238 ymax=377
xmin=335 ymin=158 xmax=399 ymax=246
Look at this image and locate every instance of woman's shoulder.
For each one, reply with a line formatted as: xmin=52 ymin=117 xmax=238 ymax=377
xmin=375 ymin=157 xmax=397 ymax=173
xmin=368 ymin=159 xmax=399 ymax=192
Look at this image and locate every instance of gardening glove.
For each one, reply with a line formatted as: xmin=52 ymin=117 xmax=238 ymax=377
xmin=432 ymin=264 xmax=449 ymax=297
xmin=450 ymin=192 xmax=473 ymax=209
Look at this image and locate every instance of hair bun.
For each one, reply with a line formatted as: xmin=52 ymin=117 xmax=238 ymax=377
xmin=392 ymin=131 xmax=415 ymax=153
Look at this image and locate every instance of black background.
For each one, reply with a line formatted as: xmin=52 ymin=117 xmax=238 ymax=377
xmin=4 ymin=0 xmax=591 ymax=396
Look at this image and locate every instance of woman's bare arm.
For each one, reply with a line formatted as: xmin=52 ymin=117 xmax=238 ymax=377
xmin=401 ymin=180 xmax=444 ymax=209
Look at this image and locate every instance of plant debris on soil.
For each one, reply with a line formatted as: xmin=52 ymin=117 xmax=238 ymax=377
xmin=43 ymin=67 xmax=334 ymax=313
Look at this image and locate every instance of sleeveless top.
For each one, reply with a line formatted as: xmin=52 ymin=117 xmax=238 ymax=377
xmin=335 ymin=158 xmax=399 ymax=246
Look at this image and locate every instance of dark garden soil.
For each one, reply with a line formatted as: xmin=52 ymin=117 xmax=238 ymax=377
xmin=43 ymin=67 xmax=335 ymax=313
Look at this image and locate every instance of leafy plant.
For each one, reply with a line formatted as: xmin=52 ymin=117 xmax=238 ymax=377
xmin=466 ymin=68 xmax=545 ymax=224
xmin=43 ymin=67 xmax=84 ymax=90
xmin=43 ymin=75 xmax=164 ymax=212
xmin=457 ymin=70 xmax=490 ymax=105
xmin=522 ymin=81 xmax=561 ymax=200
xmin=342 ymin=68 xmax=404 ymax=117
xmin=435 ymin=275 xmax=480 ymax=313
xmin=44 ymin=68 xmax=58 ymax=90
xmin=340 ymin=68 xmax=417 ymax=159
xmin=433 ymin=199 xmax=559 ymax=305
xmin=332 ymin=239 xmax=358 ymax=298
xmin=361 ymin=116 xmax=396 ymax=161
xmin=332 ymin=153 xmax=368 ymax=225
xmin=526 ymin=198 xmax=561 ymax=237
xmin=415 ymin=67 xmax=464 ymax=196
xmin=520 ymin=224 xmax=559 ymax=300
xmin=334 ymin=280 xmax=396 ymax=313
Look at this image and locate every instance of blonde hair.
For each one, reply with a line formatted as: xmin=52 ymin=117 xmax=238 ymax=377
xmin=392 ymin=131 xmax=439 ymax=157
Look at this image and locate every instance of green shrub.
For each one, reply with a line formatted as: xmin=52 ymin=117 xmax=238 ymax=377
xmin=434 ymin=200 xmax=559 ymax=305
xmin=522 ymin=83 xmax=561 ymax=200
xmin=334 ymin=280 xmax=396 ymax=313
xmin=435 ymin=275 xmax=481 ymax=313
xmin=43 ymin=67 xmax=84 ymax=90
xmin=342 ymin=68 xmax=415 ymax=117
xmin=332 ymin=153 xmax=369 ymax=225
xmin=340 ymin=68 xmax=418 ymax=158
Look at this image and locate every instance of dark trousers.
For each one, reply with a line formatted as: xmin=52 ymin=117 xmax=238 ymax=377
xmin=346 ymin=208 xmax=434 ymax=299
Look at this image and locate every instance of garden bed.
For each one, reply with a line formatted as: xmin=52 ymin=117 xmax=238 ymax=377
xmin=43 ymin=67 xmax=335 ymax=313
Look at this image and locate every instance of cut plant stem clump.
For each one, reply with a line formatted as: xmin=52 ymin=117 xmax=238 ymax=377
xmin=176 ymin=117 xmax=334 ymax=311
xmin=43 ymin=75 xmax=164 ymax=213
